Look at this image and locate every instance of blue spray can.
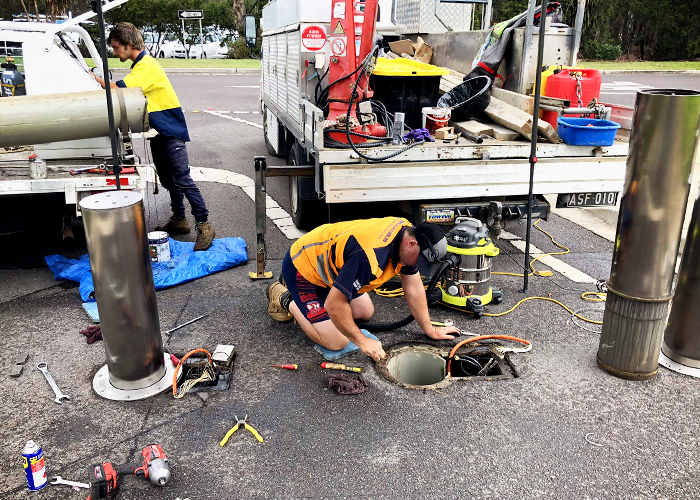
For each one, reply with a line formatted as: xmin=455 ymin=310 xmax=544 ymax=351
xmin=22 ymin=440 xmax=47 ymax=491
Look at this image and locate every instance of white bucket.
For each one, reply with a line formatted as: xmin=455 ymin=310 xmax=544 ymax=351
xmin=421 ymin=107 xmax=451 ymax=134
xmin=148 ymin=231 xmax=171 ymax=262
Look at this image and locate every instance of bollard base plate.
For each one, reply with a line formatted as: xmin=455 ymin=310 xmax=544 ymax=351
xmin=93 ymin=354 xmax=181 ymax=401
xmin=658 ymin=351 xmax=700 ymax=379
xmin=596 ymin=355 xmax=658 ymax=381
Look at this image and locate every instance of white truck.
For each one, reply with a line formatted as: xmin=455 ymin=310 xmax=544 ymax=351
xmin=260 ymin=0 xmax=629 ymax=230
xmin=0 ymin=1 xmax=146 ymax=236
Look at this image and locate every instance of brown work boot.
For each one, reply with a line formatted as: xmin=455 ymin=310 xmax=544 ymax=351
xmin=194 ymin=221 xmax=215 ymax=251
xmin=267 ymin=281 xmax=293 ymax=322
xmin=156 ymin=215 xmax=190 ymax=235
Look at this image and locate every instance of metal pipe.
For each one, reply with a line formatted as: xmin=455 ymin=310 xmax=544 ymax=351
xmin=661 ymin=190 xmax=700 ymax=372
xmin=598 ymin=89 xmax=700 ymax=380
xmin=518 ymin=0 xmax=537 ymax=94
xmin=0 ymin=89 xmax=148 ymax=148
xmin=571 ymin=0 xmax=586 ymax=66
xmin=93 ymin=0 xmax=121 ymax=189
xmin=80 ymin=191 xmax=165 ymax=389
xmin=522 ymin=0 xmax=548 ymax=293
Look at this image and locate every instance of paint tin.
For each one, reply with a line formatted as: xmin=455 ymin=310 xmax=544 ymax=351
xmin=22 ymin=440 xmax=47 ymax=491
xmin=148 ymin=231 xmax=171 ymax=263
xmin=421 ymin=107 xmax=451 ymax=134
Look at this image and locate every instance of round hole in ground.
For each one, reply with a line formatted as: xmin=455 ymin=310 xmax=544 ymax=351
xmin=386 ymin=350 xmax=446 ymax=386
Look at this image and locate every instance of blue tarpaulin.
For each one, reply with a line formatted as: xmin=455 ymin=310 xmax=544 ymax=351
xmin=45 ymin=237 xmax=248 ymax=302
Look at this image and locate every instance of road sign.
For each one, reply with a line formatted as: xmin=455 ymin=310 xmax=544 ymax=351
xmin=178 ymin=10 xmax=203 ymax=20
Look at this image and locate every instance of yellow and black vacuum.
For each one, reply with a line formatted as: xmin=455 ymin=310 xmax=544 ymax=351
xmin=437 ymin=218 xmax=503 ymax=319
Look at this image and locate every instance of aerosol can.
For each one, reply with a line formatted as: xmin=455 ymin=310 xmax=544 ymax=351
xmin=437 ymin=218 xmax=503 ymax=319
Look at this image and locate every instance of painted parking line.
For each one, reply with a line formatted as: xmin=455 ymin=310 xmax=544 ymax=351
xmin=138 ymin=166 xmax=305 ymax=240
xmin=500 ymin=230 xmax=598 ymax=283
xmin=202 ymin=109 xmax=263 ymax=129
xmin=226 ymin=85 xmax=261 ymax=88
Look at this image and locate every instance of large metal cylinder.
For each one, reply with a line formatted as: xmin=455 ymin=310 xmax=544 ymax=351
xmin=0 ymin=88 xmax=148 ymax=148
xmin=80 ymin=191 xmax=165 ymax=390
xmin=598 ymin=89 xmax=700 ymax=380
xmin=661 ymin=191 xmax=700 ymax=371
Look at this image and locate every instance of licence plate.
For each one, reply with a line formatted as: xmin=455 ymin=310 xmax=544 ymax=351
xmin=556 ymin=192 xmax=618 ymax=208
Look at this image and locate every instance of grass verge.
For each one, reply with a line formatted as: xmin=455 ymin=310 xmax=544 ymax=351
xmin=85 ymin=58 xmax=261 ymax=69
xmin=581 ymin=60 xmax=700 ymax=71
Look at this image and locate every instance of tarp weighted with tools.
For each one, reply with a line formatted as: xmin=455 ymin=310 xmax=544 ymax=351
xmin=45 ymin=237 xmax=248 ymax=301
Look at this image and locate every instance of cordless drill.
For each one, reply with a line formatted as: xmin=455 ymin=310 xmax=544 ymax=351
xmin=87 ymin=444 xmax=170 ymax=499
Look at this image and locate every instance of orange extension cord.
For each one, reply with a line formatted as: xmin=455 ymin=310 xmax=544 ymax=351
xmin=446 ymin=335 xmax=531 ymax=375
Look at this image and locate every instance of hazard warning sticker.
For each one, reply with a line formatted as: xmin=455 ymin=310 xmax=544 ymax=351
xmin=332 ymin=21 xmax=345 ymax=34
xmin=301 ymin=25 xmax=327 ymax=51
xmin=330 ymin=36 xmax=347 ymax=57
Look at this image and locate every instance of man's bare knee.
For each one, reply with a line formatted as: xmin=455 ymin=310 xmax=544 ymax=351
xmin=353 ymin=302 xmax=374 ymax=321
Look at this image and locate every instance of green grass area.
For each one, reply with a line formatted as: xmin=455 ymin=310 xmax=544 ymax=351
xmin=85 ymin=58 xmax=261 ymax=69
xmin=581 ymin=60 xmax=700 ymax=70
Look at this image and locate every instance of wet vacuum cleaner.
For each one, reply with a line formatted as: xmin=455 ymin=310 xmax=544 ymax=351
xmin=436 ymin=218 xmax=503 ymax=319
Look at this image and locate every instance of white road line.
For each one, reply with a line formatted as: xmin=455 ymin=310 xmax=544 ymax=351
xmin=500 ymin=230 xmax=598 ymax=283
xmin=138 ymin=165 xmax=305 ymax=240
xmin=226 ymin=85 xmax=260 ymax=88
xmin=202 ymin=109 xmax=263 ymax=129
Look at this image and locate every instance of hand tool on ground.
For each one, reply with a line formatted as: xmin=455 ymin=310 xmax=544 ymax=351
xmin=270 ymin=364 xmax=298 ymax=370
xmin=87 ymin=444 xmax=170 ymax=499
xmin=321 ymin=362 xmax=363 ymax=373
xmin=50 ymin=476 xmax=90 ymax=489
xmin=220 ymin=414 xmax=264 ymax=446
xmin=36 ymin=362 xmax=70 ymax=404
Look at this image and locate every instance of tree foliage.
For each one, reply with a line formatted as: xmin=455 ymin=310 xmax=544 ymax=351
xmin=491 ymin=0 xmax=700 ymax=60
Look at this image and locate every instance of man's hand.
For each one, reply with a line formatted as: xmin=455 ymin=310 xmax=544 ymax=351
xmin=358 ymin=337 xmax=386 ymax=362
xmin=425 ymin=325 xmax=459 ymax=341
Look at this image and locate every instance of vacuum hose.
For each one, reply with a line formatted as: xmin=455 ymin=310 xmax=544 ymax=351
xmin=362 ymin=255 xmax=460 ymax=332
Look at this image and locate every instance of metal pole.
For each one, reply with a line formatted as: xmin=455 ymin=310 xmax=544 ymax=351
xmin=483 ymin=0 xmax=493 ymax=29
xmin=250 ymin=156 xmax=273 ymax=279
xmin=571 ymin=0 xmax=586 ymax=66
xmin=598 ymin=89 xmax=700 ymax=380
xmin=181 ymin=19 xmax=187 ymax=58
xmin=92 ymin=0 xmax=121 ymax=189
xmin=518 ymin=0 xmax=537 ymax=94
xmin=522 ymin=0 xmax=548 ymax=293
xmin=199 ymin=19 xmax=204 ymax=59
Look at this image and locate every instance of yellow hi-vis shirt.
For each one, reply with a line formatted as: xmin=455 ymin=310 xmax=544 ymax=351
xmin=289 ymin=217 xmax=416 ymax=298
xmin=116 ymin=51 xmax=190 ymax=141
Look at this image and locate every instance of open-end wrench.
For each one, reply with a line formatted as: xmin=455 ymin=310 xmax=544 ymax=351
xmin=50 ymin=476 xmax=90 ymax=489
xmin=37 ymin=363 xmax=71 ymax=404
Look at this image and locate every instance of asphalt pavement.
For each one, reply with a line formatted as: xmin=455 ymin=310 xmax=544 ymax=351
xmin=1 ymin=72 xmax=700 ymax=499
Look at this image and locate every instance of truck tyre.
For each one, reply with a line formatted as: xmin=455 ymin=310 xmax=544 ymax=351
xmin=288 ymin=143 xmax=322 ymax=230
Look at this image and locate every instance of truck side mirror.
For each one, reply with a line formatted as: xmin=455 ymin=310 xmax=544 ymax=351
xmin=245 ymin=15 xmax=256 ymax=48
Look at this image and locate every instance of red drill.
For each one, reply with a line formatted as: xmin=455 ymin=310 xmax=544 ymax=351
xmin=87 ymin=444 xmax=170 ymax=499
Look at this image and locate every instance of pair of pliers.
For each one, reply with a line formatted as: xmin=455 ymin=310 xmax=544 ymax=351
xmin=219 ymin=414 xmax=264 ymax=446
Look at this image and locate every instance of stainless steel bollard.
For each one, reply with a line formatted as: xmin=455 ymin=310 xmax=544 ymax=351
xmin=661 ymin=190 xmax=700 ymax=375
xmin=80 ymin=191 xmax=165 ymax=389
xmin=598 ymin=89 xmax=700 ymax=380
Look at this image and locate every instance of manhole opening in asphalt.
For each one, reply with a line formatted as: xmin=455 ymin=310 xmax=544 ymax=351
xmin=378 ymin=343 xmax=516 ymax=390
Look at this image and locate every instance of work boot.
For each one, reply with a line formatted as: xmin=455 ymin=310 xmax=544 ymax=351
xmin=156 ymin=215 xmax=190 ymax=235
xmin=194 ymin=221 xmax=215 ymax=251
xmin=267 ymin=281 xmax=293 ymax=322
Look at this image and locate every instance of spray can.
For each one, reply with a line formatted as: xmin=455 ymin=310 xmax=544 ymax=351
xmin=22 ymin=440 xmax=47 ymax=491
xmin=392 ymin=112 xmax=405 ymax=145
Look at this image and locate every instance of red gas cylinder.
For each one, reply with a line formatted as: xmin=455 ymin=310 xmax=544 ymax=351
xmin=542 ymin=68 xmax=602 ymax=128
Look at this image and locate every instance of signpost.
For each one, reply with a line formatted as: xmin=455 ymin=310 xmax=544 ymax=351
xmin=178 ymin=10 xmax=204 ymax=59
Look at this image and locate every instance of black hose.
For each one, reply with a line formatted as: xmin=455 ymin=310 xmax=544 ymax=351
xmin=361 ymin=257 xmax=458 ymax=332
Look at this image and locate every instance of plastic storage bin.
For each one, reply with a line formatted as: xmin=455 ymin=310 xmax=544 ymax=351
xmin=557 ymin=117 xmax=621 ymax=146
xmin=369 ymin=57 xmax=448 ymax=129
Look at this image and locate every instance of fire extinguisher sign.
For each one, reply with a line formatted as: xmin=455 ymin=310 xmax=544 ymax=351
xmin=301 ymin=26 xmax=327 ymax=51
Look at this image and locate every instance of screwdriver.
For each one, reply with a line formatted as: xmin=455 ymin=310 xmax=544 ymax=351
xmin=271 ymin=364 xmax=298 ymax=370
xmin=321 ymin=362 xmax=363 ymax=373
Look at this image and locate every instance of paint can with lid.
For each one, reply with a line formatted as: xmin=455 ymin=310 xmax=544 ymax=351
xmin=148 ymin=231 xmax=171 ymax=262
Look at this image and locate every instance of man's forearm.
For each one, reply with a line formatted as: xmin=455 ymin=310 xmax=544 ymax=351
xmin=402 ymin=273 xmax=433 ymax=333
xmin=92 ymin=74 xmax=119 ymax=89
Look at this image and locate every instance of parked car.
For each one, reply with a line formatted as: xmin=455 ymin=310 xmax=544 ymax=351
xmin=142 ymin=31 xmax=169 ymax=57
xmin=158 ymin=36 xmax=187 ymax=58
xmin=192 ymin=32 xmax=229 ymax=58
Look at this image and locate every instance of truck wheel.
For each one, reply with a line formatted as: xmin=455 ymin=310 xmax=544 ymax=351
xmin=288 ymin=143 xmax=322 ymax=230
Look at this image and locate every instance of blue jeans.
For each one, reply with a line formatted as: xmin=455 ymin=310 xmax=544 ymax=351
xmin=150 ymin=135 xmax=209 ymax=222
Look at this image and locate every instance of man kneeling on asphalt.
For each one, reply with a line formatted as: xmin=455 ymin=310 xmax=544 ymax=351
xmin=267 ymin=217 xmax=460 ymax=361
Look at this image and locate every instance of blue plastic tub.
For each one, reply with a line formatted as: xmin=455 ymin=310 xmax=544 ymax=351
xmin=557 ymin=117 xmax=621 ymax=146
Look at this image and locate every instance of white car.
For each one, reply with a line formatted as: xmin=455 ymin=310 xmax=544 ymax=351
xmin=191 ymin=33 xmax=229 ymax=59
xmin=142 ymin=31 xmax=169 ymax=57
xmin=158 ymin=37 xmax=187 ymax=58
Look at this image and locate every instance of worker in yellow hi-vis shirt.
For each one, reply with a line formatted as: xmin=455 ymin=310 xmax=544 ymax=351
xmin=93 ymin=22 xmax=215 ymax=251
